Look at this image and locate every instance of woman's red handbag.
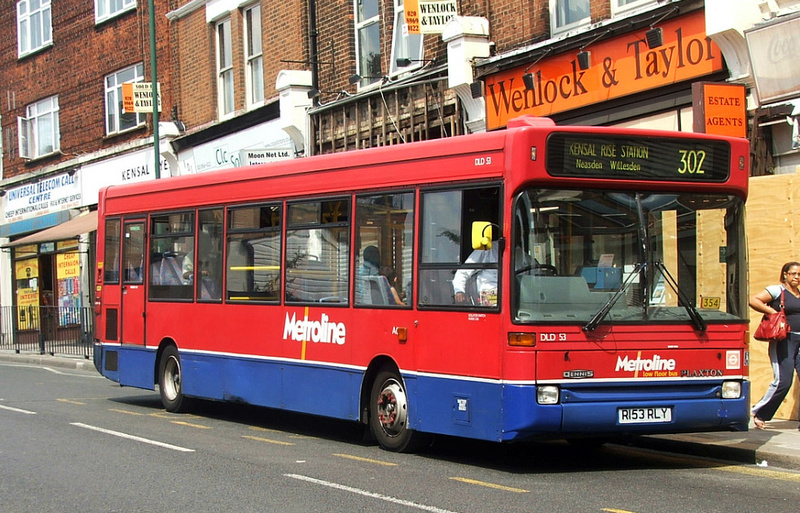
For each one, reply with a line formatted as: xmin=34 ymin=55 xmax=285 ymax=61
xmin=754 ymin=290 xmax=789 ymax=342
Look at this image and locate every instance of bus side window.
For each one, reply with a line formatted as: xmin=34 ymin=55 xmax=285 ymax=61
xmin=197 ymin=209 xmax=223 ymax=301
xmin=418 ymin=186 xmax=500 ymax=308
xmin=226 ymin=204 xmax=281 ymax=302
xmin=103 ymin=218 xmax=121 ymax=283
xmin=354 ymin=192 xmax=414 ymax=307
xmin=285 ymin=199 xmax=350 ymax=304
xmin=149 ymin=212 xmax=194 ymax=301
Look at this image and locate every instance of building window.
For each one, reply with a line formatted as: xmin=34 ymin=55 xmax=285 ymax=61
xmin=244 ymin=4 xmax=264 ymax=108
xmin=390 ymin=0 xmax=423 ymax=77
xmin=611 ymin=0 xmax=657 ymax=16
xmin=550 ymin=0 xmax=589 ymax=34
xmin=95 ymin=0 xmax=135 ymax=24
xmin=105 ymin=64 xmax=146 ymax=135
xmin=17 ymin=0 xmax=52 ymax=57
xmin=216 ymin=17 xmax=235 ymax=118
xmin=18 ymin=96 xmax=59 ymax=160
xmin=354 ymin=0 xmax=381 ymax=88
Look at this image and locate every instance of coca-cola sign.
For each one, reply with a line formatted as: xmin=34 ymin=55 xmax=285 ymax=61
xmin=746 ymin=14 xmax=800 ymax=103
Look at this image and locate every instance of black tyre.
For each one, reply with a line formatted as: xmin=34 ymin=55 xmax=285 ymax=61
xmin=369 ymin=369 xmax=428 ymax=452
xmin=158 ymin=345 xmax=191 ymax=413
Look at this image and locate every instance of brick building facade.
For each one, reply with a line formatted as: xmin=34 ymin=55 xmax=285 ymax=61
xmin=2 ymin=0 xmax=800 ymax=419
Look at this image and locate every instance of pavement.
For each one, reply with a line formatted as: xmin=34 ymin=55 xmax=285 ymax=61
xmin=2 ymin=350 xmax=799 ymax=471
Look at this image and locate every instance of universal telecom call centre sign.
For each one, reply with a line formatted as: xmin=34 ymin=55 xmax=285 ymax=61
xmin=484 ymin=11 xmax=723 ymax=130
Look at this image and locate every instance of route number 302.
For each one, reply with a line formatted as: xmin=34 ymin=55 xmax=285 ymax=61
xmin=677 ymin=150 xmax=706 ymax=174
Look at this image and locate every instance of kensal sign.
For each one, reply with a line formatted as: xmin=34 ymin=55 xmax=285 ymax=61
xmin=484 ymin=11 xmax=722 ymax=129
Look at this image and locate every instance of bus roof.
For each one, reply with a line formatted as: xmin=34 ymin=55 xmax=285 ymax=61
xmin=99 ymin=116 xmax=749 ymax=214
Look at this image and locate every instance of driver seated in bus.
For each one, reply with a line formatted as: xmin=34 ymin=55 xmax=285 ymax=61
xmin=453 ymin=246 xmax=498 ymax=306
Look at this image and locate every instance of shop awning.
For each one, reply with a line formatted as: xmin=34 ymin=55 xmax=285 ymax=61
xmin=2 ymin=210 xmax=97 ymax=248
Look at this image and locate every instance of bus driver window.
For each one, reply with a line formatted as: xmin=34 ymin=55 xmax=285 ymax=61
xmin=418 ymin=185 xmax=501 ymax=308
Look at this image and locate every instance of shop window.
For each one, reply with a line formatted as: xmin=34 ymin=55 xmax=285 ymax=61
xmin=355 ymin=192 xmax=414 ymax=307
xmin=95 ymin=0 xmax=135 ymax=24
xmin=19 ymin=95 xmax=60 ymax=160
xmin=226 ymin=204 xmax=281 ymax=302
xmin=549 ymin=0 xmax=589 ymax=34
xmin=105 ymin=63 xmax=146 ymax=135
xmin=17 ymin=0 xmax=52 ymax=57
xmin=285 ymin=199 xmax=350 ymax=304
xmin=56 ymin=241 xmax=82 ymax=325
xmin=14 ymin=253 xmax=40 ymax=330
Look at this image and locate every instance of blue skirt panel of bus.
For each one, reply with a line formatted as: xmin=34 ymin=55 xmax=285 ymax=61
xmin=180 ymin=352 xmax=360 ymax=420
xmin=404 ymin=375 xmax=562 ymax=442
xmin=95 ymin=344 xmax=157 ymax=391
xmin=559 ymin=381 xmax=750 ymax=434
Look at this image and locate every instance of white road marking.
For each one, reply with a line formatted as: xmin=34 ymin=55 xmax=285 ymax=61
xmin=71 ymin=422 xmax=195 ymax=452
xmin=285 ymin=474 xmax=460 ymax=513
xmin=0 ymin=404 xmax=37 ymax=415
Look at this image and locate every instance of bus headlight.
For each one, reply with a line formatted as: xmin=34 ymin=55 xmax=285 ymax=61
xmin=537 ymin=385 xmax=559 ymax=405
xmin=721 ymin=381 xmax=742 ymax=399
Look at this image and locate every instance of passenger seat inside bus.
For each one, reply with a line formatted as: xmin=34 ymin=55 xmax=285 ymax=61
xmin=361 ymin=276 xmax=390 ymax=305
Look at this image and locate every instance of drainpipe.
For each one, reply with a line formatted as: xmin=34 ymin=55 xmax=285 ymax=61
xmin=309 ymin=0 xmax=319 ymax=106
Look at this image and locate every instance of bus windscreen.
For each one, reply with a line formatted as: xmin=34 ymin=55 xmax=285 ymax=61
xmin=545 ymin=133 xmax=731 ymax=182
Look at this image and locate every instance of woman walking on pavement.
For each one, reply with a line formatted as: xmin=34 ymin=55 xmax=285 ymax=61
xmin=749 ymin=261 xmax=800 ymax=430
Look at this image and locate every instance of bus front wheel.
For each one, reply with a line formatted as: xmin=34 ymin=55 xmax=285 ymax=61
xmin=158 ymin=345 xmax=191 ymax=413
xmin=369 ymin=370 xmax=427 ymax=452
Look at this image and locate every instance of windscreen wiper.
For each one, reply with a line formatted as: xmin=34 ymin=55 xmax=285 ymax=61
xmin=654 ymin=261 xmax=706 ymax=332
xmin=583 ymin=262 xmax=643 ymax=332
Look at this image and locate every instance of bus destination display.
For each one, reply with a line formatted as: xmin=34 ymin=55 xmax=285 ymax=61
xmin=545 ymin=133 xmax=731 ymax=182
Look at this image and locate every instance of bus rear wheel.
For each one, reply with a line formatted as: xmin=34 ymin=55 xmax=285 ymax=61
xmin=158 ymin=345 xmax=191 ymax=413
xmin=369 ymin=370 xmax=427 ymax=452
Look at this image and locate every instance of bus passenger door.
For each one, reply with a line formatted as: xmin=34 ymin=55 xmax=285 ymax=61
xmin=120 ymin=220 xmax=146 ymax=345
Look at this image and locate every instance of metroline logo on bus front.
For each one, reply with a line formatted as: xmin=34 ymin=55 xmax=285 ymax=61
xmin=546 ymin=349 xmax=743 ymax=382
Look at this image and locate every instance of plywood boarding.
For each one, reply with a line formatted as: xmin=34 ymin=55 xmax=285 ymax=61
xmin=746 ymin=172 xmax=800 ymax=421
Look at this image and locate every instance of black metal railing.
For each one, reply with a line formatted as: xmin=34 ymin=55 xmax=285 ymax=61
xmin=0 ymin=306 xmax=93 ymax=359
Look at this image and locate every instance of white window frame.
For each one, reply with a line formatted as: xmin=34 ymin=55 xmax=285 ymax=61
xmin=18 ymin=96 xmax=60 ymax=160
xmin=95 ymin=0 xmax=136 ymax=24
xmin=17 ymin=0 xmax=52 ymax=58
xmin=244 ymin=3 xmax=264 ymax=109
xmin=105 ymin=63 xmax=146 ymax=135
xmin=216 ymin=17 xmax=235 ymax=119
xmin=610 ymin=0 xmax=658 ymax=17
xmin=389 ymin=0 xmax=424 ymax=77
xmin=549 ymin=0 xmax=590 ymax=35
xmin=353 ymin=0 xmax=382 ymax=88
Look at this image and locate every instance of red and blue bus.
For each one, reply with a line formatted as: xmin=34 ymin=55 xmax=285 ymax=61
xmin=94 ymin=116 xmax=750 ymax=451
